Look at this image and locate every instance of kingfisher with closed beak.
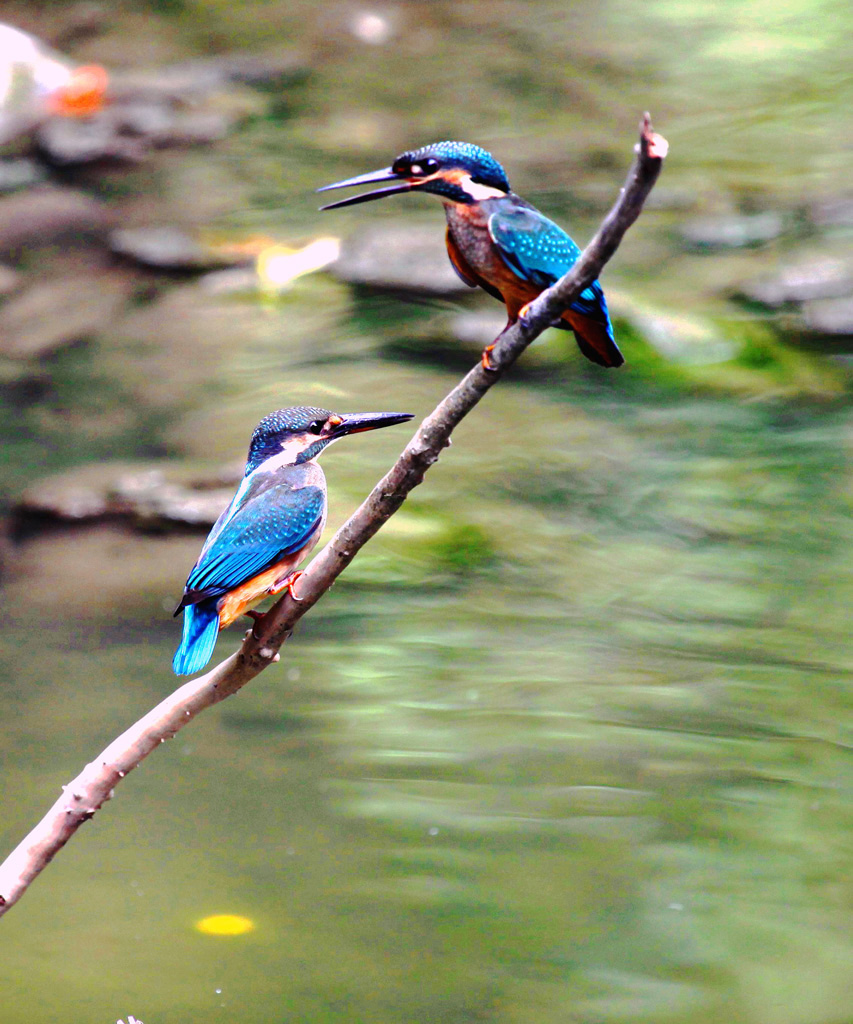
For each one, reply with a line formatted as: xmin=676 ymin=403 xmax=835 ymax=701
xmin=318 ymin=141 xmax=623 ymax=370
xmin=172 ymin=405 xmax=413 ymax=675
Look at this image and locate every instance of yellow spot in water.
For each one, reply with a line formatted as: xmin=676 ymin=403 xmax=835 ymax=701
xmin=195 ymin=914 xmax=255 ymax=936
xmin=257 ymin=237 xmax=340 ymax=293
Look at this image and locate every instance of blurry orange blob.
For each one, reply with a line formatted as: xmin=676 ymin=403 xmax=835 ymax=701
xmin=195 ymin=913 xmax=255 ymax=936
xmin=49 ymin=64 xmax=107 ymax=116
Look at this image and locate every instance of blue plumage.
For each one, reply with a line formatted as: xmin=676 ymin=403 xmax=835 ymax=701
xmin=397 ymin=141 xmax=510 ymax=193
xmin=487 ymin=203 xmax=613 ymax=336
xmin=245 ymin=406 xmax=330 ymax=472
xmin=318 ymin=141 xmax=623 ymax=368
xmin=184 ymin=483 xmax=325 ymax=602
xmin=173 ymin=601 xmax=220 ymax=675
xmin=172 ymin=405 xmax=413 ymax=676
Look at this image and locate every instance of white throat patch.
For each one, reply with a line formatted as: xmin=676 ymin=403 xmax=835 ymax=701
xmin=458 ymin=173 xmax=507 ymax=202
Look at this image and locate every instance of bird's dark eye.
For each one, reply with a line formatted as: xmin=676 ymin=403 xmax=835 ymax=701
xmin=405 ymin=157 xmax=439 ymax=177
xmin=307 ymin=419 xmax=326 ymax=434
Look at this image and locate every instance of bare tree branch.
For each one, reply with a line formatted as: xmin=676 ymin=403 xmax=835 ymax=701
xmin=0 ymin=114 xmax=666 ymax=918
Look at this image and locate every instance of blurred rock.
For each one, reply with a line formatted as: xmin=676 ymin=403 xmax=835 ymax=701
xmin=51 ymin=2 xmax=111 ymax=46
xmin=0 ymin=158 xmax=47 ymax=192
xmin=15 ymin=464 xmax=233 ymax=533
xmin=808 ymin=195 xmax=853 ymax=230
xmin=199 ymin=267 xmax=258 ymax=294
xmin=738 ymin=256 xmax=853 ymax=307
xmin=642 ymin=186 xmax=699 ymax=211
xmin=107 ymin=100 xmax=231 ymax=147
xmin=0 ymin=186 xmax=113 ymax=256
xmin=333 ymin=224 xmax=471 ymax=297
xmin=112 ymin=470 xmax=231 ymax=529
xmin=110 ymin=51 xmax=306 ymax=103
xmin=0 ymin=358 xmax=51 ymax=395
xmin=106 ymin=99 xmax=176 ymax=139
xmin=36 ymin=115 xmax=147 ymax=165
xmin=624 ymin=306 xmax=738 ymax=365
xmin=110 ymin=226 xmax=245 ymax=271
xmin=203 ymin=51 xmax=308 ymax=85
xmin=17 ymin=476 xmax=112 ymax=523
xmin=188 ymin=461 xmax=243 ymax=489
xmin=37 ymin=87 xmax=243 ymax=165
xmin=155 ymin=109 xmax=231 ymax=146
xmin=0 ymin=264 xmax=22 ymax=296
xmin=0 ymin=275 xmax=132 ymax=359
xmin=680 ymin=211 xmax=784 ymax=249
xmin=802 ymin=297 xmax=853 ymax=337
xmin=450 ymin=311 xmax=509 ymax=350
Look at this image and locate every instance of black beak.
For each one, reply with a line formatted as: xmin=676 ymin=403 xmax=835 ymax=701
xmin=330 ymin=411 xmax=414 ymax=437
xmin=317 ymin=167 xmax=415 ymax=210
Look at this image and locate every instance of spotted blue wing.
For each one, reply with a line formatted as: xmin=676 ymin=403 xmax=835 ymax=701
xmin=488 ymin=204 xmax=581 ymax=287
xmin=487 ymin=202 xmax=622 ymax=367
xmin=487 ymin=204 xmax=609 ymax=319
xmin=184 ymin=484 xmax=324 ymax=602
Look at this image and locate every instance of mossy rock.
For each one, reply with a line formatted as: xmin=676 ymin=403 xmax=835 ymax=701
xmin=614 ymin=304 xmax=848 ymax=401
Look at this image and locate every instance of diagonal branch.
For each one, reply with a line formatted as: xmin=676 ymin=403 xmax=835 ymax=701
xmin=0 ymin=114 xmax=666 ymax=918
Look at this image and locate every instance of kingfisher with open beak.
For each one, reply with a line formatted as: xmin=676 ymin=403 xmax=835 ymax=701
xmin=318 ymin=141 xmax=623 ymax=370
xmin=172 ymin=405 xmax=413 ymax=675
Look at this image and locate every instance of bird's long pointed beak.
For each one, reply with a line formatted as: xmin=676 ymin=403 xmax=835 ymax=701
xmin=331 ymin=411 xmax=414 ymax=437
xmin=317 ymin=167 xmax=415 ymax=210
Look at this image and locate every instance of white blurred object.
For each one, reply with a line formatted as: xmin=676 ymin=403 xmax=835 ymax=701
xmin=0 ymin=24 xmax=69 ymax=104
xmin=256 ymin=236 xmax=341 ymax=292
xmin=350 ymin=11 xmax=393 ymax=45
xmin=0 ymin=22 xmax=107 ymax=142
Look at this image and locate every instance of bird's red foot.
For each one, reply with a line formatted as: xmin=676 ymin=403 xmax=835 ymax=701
xmin=271 ymin=570 xmax=305 ymax=602
xmin=481 ymin=342 xmax=498 ymax=371
xmin=286 ymin=571 xmax=305 ymax=602
xmin=517 ymin=301 xmax=535 ymax=329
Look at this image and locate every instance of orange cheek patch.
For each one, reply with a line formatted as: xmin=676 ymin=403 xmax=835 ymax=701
xmin=443 ymin=169 xmax=467 ymax=185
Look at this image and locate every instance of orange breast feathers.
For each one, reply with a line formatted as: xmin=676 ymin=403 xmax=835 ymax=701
xmin=216 ymin=538 xmax=318 ymax=628
xmin=444 ymin=209 xmax=540 ymax=317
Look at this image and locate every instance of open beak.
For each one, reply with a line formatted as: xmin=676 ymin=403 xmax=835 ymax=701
xmin=317 ymin=167 xmax=417 ymax=210
xmin=330 ymin=411 xmax=414 ymax=437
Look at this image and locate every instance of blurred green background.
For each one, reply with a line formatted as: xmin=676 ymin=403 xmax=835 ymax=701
xmin=0 ymin=1 xmax=851 ymax=1022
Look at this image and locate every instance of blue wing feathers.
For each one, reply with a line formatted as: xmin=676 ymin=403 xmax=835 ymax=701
xmin=487 ymin=201 xmax=621 ymax=366
xmin=488 ymin=205 xmax=610 ymax=324
xmin=173 ymin=474 xmax=325 ymax=676
xmin=173 ymin=600 xmax=220 ymax=675
xmin=184 ymin=485 xmax=324 ymax=601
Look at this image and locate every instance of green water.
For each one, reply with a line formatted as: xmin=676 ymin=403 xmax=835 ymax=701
xmin=1 ymin=1 xmax=851 ymax=1022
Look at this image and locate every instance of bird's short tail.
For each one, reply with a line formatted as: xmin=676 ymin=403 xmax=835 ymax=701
xmin=173 ymin=600 xmax=220 ymax=676
xmin=561 ymin=280 xmax=624 ymax=368
xmin=564 ymin=311 xmax=624 ymax=368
